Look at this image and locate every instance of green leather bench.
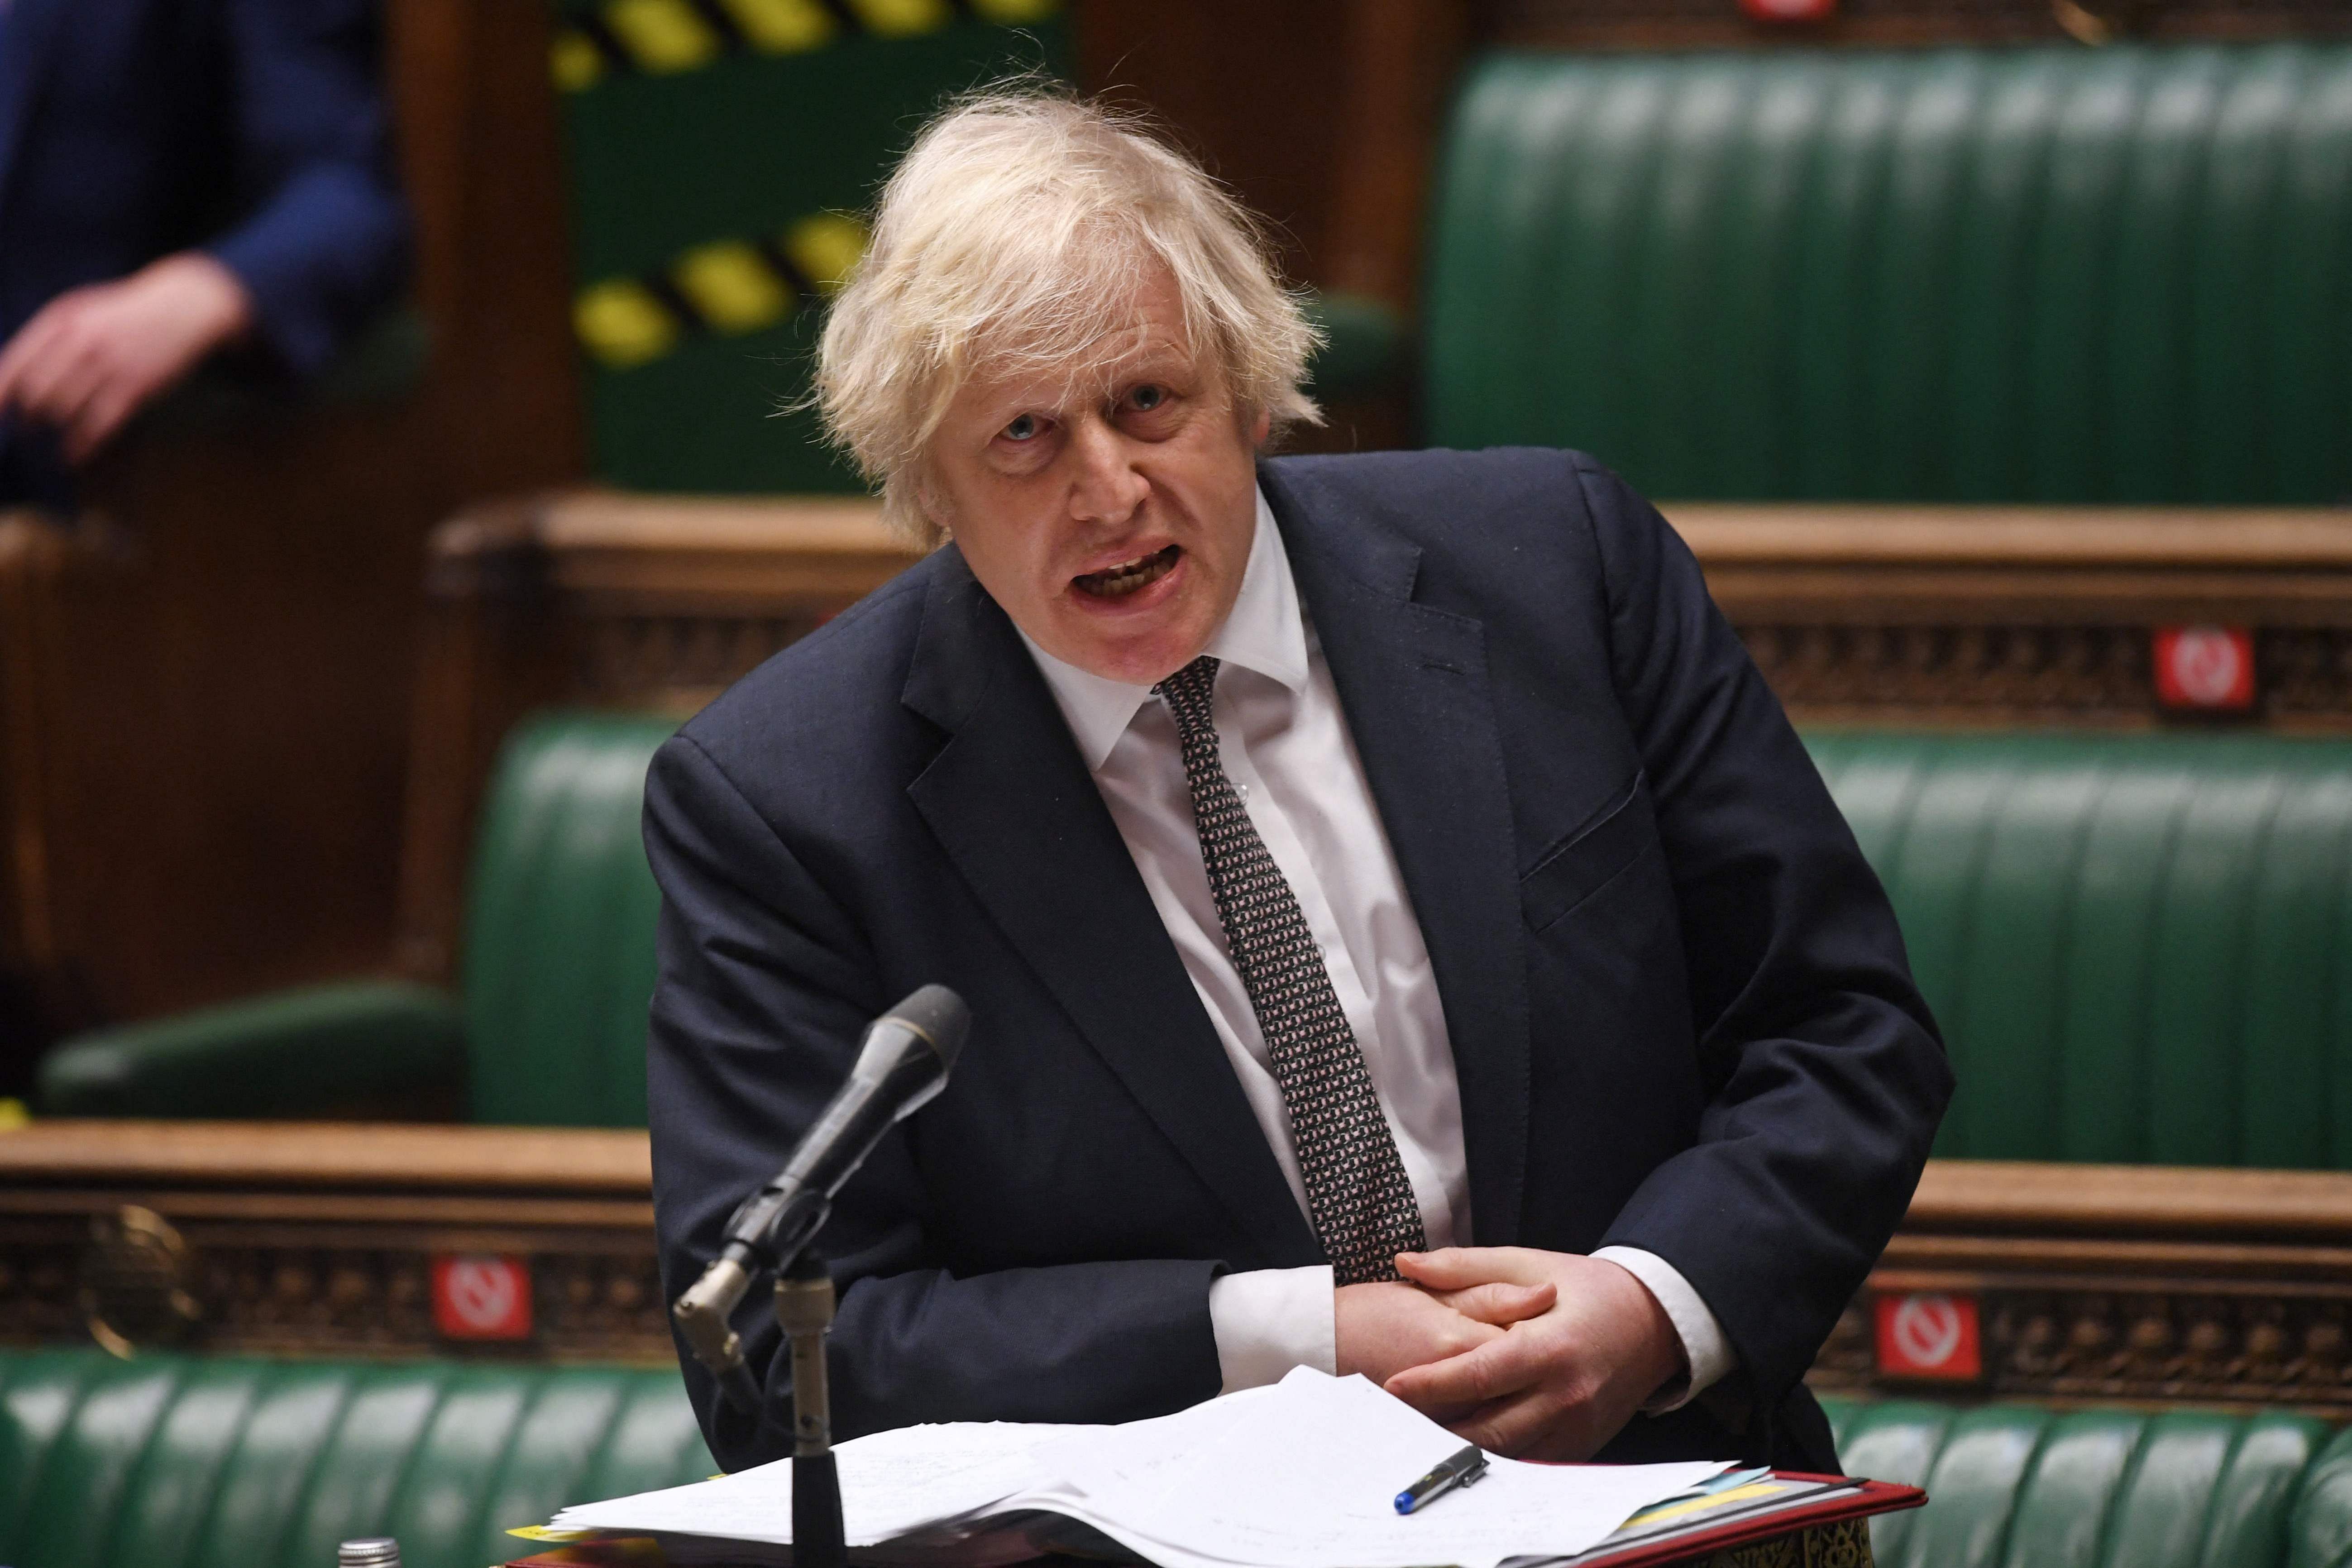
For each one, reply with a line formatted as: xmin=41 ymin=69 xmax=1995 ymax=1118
xmin=8 ymin=1353 xmax=2352 ymax=1568
xmin=36 ymin=712 xmax=674 ymax=1127
xmin=1811 ymin=731 xmax=2352 ymax=1166
xmin=1817 ymin=1396 xmax=2352 ymax=1568
xmin=1425 ymin=43 xmax=2352 ymax=506
xmin=35 ymin=720 xmax=2352 ymax=1171
xmin=0 ymin=1347 xmax=713 ymax=1568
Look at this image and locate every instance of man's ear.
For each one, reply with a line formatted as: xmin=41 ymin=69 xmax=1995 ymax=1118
xmin=911 ymin=468 xmax=953 ymax=542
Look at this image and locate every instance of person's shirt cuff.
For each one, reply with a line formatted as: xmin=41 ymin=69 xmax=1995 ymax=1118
xmin=1208 ymin=1265 xmax=1336 ymax=1392
xmin=1592 ymin=1246 xmax=1735 ymax=1413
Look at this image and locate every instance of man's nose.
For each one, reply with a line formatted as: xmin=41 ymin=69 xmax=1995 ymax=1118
xmin=1066 ymin=414 xmax=1149 ymax=525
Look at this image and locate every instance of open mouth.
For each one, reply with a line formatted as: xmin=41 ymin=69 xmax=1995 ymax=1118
xmin=1073 ymin=545 xmax=1181 ymax=600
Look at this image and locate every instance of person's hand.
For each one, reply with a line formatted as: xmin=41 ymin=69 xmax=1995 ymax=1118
xmin=0 ymin=252 xmax=255 ymax=463
xmin=1382 ymin=1248 xmax=1684 ymax=1461
xmin=1334 ymin=1275 xmax=1557 ymax=1386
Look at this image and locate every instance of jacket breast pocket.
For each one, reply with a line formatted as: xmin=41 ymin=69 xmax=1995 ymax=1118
xmin=1519 ymin=774 xmax=1658 ymax=933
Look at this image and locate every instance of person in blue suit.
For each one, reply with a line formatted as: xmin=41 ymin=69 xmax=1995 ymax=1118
xmin=0 ymin=0 xmax=408 ymax=508
xmin=646 ymin=93 xmax=1950 ymax=1475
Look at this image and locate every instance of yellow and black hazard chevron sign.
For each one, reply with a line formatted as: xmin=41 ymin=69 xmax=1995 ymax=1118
xmin=552 ymin=0 xmax=1062 ymax=91
xmin=574 ymin=212 xmax=868 ymax=369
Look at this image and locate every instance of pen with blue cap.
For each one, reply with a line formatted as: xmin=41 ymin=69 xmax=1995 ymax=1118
xmin=1394 ymin=1444 xmax=1488 ymax=1515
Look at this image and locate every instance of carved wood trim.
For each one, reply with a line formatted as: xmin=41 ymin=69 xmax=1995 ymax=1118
xmin=11 ymin=1130 xmax=2352 ymax=1402
xmin=1665 ymin=504 xmax=2352 ymax=731
xmin=0 ymin=1122 xmax=668 ymax=1361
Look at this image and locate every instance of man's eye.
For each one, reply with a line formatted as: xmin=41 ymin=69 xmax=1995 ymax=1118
xmin=1002 ymin=414 xmax=1041 ymax=442
xmin=1129 ymin=385 xmax=1166 ymax=411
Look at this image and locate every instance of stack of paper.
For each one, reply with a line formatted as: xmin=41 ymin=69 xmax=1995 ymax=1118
xmin=547 ymin=1367 xmax=1732 ymax=1568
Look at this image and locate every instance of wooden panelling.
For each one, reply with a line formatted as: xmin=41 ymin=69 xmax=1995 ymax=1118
xmin=2 ymin=0 xmax=589 ymax=1084
xmin=1814 ymin=1162 xmax=2352 ymax=1411
xmin=10 ymin=1123 xmax=2352 ymax=1409
xmin=0 ymin=514 xmax=143 ymax=1090
xmin=0 ymin=1121 xmax=662 ymax=1362
xmin=1668 ymin=504 xmax=2352 ymax=730
xmin=395 ymin=493 xmax=923 ymax=983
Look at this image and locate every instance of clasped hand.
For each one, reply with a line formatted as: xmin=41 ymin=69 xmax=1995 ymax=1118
xmin=1334 ymin=1248 xmax=1685 ymax=1461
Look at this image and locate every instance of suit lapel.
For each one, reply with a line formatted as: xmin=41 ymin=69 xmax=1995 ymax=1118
xmin=0 ymin=0 xmax=68 ymax=215
xmin=902 ymin=551 xmax=1319 ymax=1267
xmin=1263 ymin=465 xmax=1533 ymax=1246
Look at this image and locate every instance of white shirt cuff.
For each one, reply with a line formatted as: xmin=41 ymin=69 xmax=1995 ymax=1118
xmin=1592 ymin=1246 xmax=1735 ymax=1413
xmin=1207 ymin=1265 xmax=1336 ymax=1392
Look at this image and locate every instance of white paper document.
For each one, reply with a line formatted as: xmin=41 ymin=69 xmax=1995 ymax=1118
xmin=548 ymin=1367 xmax=1731 ymax=1568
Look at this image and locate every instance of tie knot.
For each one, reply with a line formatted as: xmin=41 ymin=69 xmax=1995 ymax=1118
xmin=1153 ymin=654 xmax=1221 ymax=742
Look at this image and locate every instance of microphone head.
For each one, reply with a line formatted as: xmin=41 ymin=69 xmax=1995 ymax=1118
xmin=885 ymin=984 xmax=970 ymax=1071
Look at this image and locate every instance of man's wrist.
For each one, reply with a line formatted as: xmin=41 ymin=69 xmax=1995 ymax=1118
xmin=1207 ymin=1265 xmax=1335 ymax=1392
xmin=1590 ymin=1246 xmax=1734 ymax=1413
xmin=149 ymin=252 xmax=258 ymax=352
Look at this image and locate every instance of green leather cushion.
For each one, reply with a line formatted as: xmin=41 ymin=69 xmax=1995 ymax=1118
xmin=33 ymin=982 xmax=466 ymax=1119
xmin=2288 ymin=1425 xmax=2352 ymax=1568
xmin=0 ymin=1347 xmax=713 ymax=1568
xmin=462 ymin=712 xmax=678 ymax=1127
xmin=1429 ymin=44 xmax=2352 ymax=506
xmin=7 ymin=1362 xmax=2343 ymax=1568
xmin=1807 ymin=731 xmax=2352 ymax=1166
xmin=1820 ymin=1397 xmax=2330 ymax=1568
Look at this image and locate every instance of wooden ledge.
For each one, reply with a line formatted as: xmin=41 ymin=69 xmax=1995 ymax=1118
xmin=426 ymin=490 xmax=922 ymax=607
xmin=9 ymin=1130 xmax=2352 ymax=1240
xmin=1664 ymin=505 xmax=2352 ymax=569
xmin=0 ymin=1120 xmax=650 ymax=1195
xmin=1905 ymin=1159 xmax=2352 ymax=1243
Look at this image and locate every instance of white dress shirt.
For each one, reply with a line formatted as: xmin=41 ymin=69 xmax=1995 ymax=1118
xmin=1018 ymin=488 xmax=1732 ymax=1409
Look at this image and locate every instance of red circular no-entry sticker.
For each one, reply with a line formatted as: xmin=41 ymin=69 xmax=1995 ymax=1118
xmin=432 ymin=1254 xmax=534 ymax=1341
xmin=2154 ymin=625 xmax=2255 ymax=711
xmin=1875 ymin=1291 xmax=1982 ymax=1381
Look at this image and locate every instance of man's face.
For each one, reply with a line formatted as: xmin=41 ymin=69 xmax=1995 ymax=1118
xmin=920 ymin=267 xmax=1267 ymax=687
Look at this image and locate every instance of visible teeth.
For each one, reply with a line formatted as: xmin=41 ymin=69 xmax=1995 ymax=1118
xmin=1077 ymin=546 xmax=1177 ymax=598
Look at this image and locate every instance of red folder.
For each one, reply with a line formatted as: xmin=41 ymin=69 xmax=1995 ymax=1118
xmin=1561 ymin=1472 xmax=1925 ymax=1566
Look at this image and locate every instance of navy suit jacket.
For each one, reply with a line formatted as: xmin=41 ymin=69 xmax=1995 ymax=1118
xmin=644 ymin=448 xmax=1952 ymax=1475
xmin=0 ymin=0 xmax=407 ymax=503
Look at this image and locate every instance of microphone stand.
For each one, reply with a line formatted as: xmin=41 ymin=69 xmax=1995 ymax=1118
xmin=671 ymin=986 xmax=970 ymax=1568
xmin=776 ymin=1252 xmax=846 ymax=1568
xmin=673 ymin=1248 xmax=848 ymax=1568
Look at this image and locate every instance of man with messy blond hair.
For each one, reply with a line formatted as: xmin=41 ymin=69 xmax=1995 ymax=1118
xmin=645 ymin=91 xmax=1950 ymax=1475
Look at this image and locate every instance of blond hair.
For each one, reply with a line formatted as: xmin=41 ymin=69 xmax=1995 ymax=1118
xmin=812 ymin=88 xmax=1323 ymax=543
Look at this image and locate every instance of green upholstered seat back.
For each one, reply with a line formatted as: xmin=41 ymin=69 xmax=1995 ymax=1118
xmin=2288 ymin=1425 xmax=2352 ymax=1568
xmin=1818 ymin=1397 xmax=2331 ymax=1568
xmin=548 ymin=0 xmax=1069 ymax=493
xmin=0 ymin=1347 xmax=713 ymax=1568
xmin=1804 ymin=731 xmax=2352 ymax=1166
xmin=463 ymin=712 xmax=677 ymax=1126
xmin=1428 ymin=45 xmax=2352 ymax=505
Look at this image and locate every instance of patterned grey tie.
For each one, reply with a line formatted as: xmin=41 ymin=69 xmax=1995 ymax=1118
xmin=1154 ymin=655 xmax=1428 ymax=1285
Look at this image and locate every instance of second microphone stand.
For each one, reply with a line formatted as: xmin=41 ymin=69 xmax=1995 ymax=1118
xmin=776 ymin=1254 xmax=846 ymax=1568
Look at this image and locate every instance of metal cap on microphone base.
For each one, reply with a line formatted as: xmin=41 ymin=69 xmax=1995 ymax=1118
xmin=779 ymin=1252 xmax=845 ymax=1568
